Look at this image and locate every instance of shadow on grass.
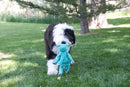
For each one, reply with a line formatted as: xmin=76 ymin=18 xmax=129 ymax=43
xmin=107 ymin=17 xmax=130 ymax=25
xmin=0 ymin=22 xmax=51 ymax=87
xmin=0 ymin=38 xmax=48 ymax=87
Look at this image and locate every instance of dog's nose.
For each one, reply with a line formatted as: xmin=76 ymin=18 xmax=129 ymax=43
xmin=61 ymin=41 xmax=66 ymax=44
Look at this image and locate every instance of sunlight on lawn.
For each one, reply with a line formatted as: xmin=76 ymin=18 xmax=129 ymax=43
xmin=22 ymin=62 xmax=38 ymax=67
xmin=107 ymin=30 xmax=120 ymax=33
xmin=41 ymin=29 xmax=46 ymax=32
xmin=118 ymin=24 xmax=130 ymax=27
xmin=0 ymin=75 xmax=24 ymax=87
xmin=0 ymin=60 xmax=16 ymax=66
xmin=0 ymin=53 xmax=17 ymax=74
xmin=0 ymin=53 xmax=15 ymax=59
xmin=32 ymin=39 xmax=44 ymax=43
xmin=123 ymin=35 xmax=129 ymax=38
xmin=105 ymin=48 xmax=119 ymax=53
xmin=106 ymin=24 xmax=130 ymax=29
xmin=32 ymin=52 xmax=46 ymax=59
xmin=102 ymin=39 xmax=116 ymax=43
xmin=0 ymin=60 xmax=17 ymax=76
xmin=114 ymin=24 xmax=130 ymax=28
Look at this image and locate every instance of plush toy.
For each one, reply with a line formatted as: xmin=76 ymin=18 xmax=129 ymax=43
xmin=53 ymin=44 xmax=74 ymax=75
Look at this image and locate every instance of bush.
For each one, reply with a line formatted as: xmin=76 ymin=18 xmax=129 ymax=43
xmin=0 ymin=13 xmax=80 ymax=24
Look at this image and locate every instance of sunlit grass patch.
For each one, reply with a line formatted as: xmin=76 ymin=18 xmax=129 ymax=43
xmin=22 ymin=62 xmax=38 ymax=67
xmin=102 ymin=38 xmax=116 ymax=43
xmin=107 ymin=17 xmax=130 ymax=25
xmin=0 ymin=60 xmax=16 ymax=66
xmin=0 ymin=75 xmax=24 ymax=87
xmin=107 ymin=11 xmax=130 ymax=18
xmin=0 ymin=60 xmax=18 ymax=80
xmin=105 ymin=48 xmax=119 ymax=53
xmin=0 ymin=53 xmax=15 ymax=59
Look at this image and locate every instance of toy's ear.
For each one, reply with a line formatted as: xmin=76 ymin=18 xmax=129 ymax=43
xmin=58 ymin=45 xmax=61 ymax=47
xmin=66 ymin=44 xmax=68 ymax=47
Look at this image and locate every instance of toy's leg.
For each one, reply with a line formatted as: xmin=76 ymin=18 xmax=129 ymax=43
xmin=65 ymin=64 xmax=70 ymax=73
xmin=59 ymin=65 xmax=63 ymax=75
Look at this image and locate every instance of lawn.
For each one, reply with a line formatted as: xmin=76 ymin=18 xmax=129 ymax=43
xmin=0 ymin=17 xmax=130 ymax=87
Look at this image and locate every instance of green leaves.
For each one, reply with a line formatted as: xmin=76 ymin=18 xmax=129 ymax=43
xmin=13 ymin=0 xmax=128 ymax=18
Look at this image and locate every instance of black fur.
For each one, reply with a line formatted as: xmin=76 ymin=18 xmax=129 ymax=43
xmin=64 ymin=29 xmax=76 ymax=44
xmin=44 ymin=23 xmax=58 ymax=60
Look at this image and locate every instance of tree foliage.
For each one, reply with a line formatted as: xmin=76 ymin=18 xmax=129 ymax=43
xmin=13 ymin=0 xmax=128 ymax=34
xmin=14 ymin=0 xmax=121 ymax=18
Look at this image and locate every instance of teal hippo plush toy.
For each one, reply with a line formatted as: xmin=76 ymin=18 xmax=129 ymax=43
xmin=53 ymin=44 xmax=74 ymax=75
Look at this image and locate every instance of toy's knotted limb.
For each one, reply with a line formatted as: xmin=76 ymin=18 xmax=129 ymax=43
xmin=59 ymin=65 xmax=64 ymax=75
xmin=64 ymin=64 xmax=70 ymax=73
xmin=59 ymin=64 xmax=70 ymax=75
xmin=67 ymin=53 xmax=74 ymax=64
xmin=53 ymin=53 xmax=61 ymax=64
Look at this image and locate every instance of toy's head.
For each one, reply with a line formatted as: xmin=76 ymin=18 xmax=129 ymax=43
xmin=58 ymin=44 xmax=68 ymax=52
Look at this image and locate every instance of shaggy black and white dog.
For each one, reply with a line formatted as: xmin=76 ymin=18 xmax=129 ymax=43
xmin=44 ymin=23 xmax=76 ymax=75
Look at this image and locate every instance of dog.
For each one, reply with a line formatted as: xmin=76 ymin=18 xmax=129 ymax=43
xmin=44 ymin=23 xmax=76 ymax=75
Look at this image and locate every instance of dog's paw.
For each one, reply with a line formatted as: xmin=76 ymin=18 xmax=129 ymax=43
xmin=47 ymin=59 xmax=58 ymax=75
xmin=47 ymin=69 xmax=58 ymax=75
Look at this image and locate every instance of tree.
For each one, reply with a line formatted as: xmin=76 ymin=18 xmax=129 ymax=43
xmin=13 ymin=0 xmax=127 ymax=34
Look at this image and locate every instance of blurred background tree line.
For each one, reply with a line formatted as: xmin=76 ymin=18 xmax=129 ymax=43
xmin=0 ymin=0 xmax=130 ymax=34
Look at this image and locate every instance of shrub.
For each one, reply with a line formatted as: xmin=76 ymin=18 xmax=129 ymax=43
xmin=0 ymin=13 xmax=80 ymax=24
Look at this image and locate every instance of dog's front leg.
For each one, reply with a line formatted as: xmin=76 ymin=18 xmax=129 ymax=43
xmin=47 ymin=59 xmax=58 ymax=75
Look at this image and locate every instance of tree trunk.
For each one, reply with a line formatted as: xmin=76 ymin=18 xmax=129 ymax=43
xmin=80 ymin=17 xmax=89 ymax=34
xmin=80 ymin=0 xmax=89 ymax=34
xmin=89 ymin=13 xmax=109 ymax=29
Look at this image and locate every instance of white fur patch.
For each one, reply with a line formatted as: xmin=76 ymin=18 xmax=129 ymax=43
xmin=52 ymin=45 xmax=59 ymax=54
xmin=53 ymin=23 xmax=74 ymax=45
xmin=47 ymin=59 xmax=58 ymax=75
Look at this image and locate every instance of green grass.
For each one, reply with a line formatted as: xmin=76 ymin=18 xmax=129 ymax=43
xmin=0 ymin=17 xmax=130 ymax=87
xmin=107 ymin=11 xmax=130 ymax=18
xmin=107 ymin=17 xmax=130 ymax=25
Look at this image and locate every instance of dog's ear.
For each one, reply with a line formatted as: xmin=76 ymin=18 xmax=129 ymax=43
xmin=64 ymin=29 xmax=76 ymax=44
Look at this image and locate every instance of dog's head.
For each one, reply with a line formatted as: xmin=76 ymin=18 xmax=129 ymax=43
xmin=53 ymin=23 xmax=76 ymax=46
